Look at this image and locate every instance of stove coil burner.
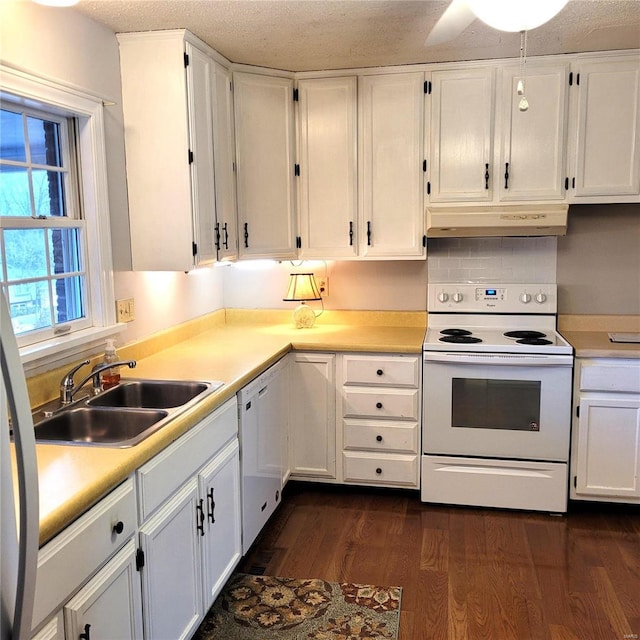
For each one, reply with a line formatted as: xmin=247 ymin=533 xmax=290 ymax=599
xmin=504 ymin=330 xmax=547 ymax=339
xmin=516 ymin=337 xmax=553 ymax=345
xmin=439 ymin=335 xmax=483 ymax=344
xmin=440 ymin=328 xmax=472 ymax=336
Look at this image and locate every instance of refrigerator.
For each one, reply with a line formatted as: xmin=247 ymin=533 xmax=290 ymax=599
xmin=1 ymin=292 xmax=39 ymax=640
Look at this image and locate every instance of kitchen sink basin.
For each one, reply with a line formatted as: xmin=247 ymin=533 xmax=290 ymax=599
xmin=34 ymin=406 xmax=169 ymax=447
xmin=33 ymin=378 xmax=223 ymax=447
xmin=87 ymin=379 xmax=214 ymax=409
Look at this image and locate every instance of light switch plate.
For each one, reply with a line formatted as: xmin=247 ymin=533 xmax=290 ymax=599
xmin=116 ymin=298 xmax=135 ymax=322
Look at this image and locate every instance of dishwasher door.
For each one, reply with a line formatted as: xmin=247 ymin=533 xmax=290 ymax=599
xmin=237 ymin=357 xmax=288 ymax=554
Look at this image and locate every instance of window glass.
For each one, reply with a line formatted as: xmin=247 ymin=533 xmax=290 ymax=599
xmin=0 ymin=164 xmax=31 ymax=216
xmin=0 ymin=108 xmax=26 ymax=162
xmin=27 ymin=116 xmax=62 ymax=166
xmin=1 ymin=101 xmax=87 ymax=341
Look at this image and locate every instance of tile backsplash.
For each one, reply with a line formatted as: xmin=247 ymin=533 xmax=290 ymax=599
xmin=427 ymin=237 xmax=557 ymax=284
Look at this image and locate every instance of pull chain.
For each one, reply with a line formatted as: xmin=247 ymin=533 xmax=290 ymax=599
xmin=517 ymin=30 xmax=529 ymax=112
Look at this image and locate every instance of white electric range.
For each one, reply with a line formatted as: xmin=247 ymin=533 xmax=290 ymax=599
xmin=422 ymin=283 xmax=574 ymax=513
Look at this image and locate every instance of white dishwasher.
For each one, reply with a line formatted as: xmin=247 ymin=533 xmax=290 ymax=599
xmin=237 ymin=356 xmax=289 ymax=554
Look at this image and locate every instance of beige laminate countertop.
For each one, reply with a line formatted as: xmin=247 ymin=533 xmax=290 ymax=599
xmin=28 ymin=319 xmax=426 ymax=546
xmin=560 ymin=332 xmax=640 ymax=359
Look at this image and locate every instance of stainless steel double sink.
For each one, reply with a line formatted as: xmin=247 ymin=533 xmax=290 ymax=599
xmin=33 ymin=379 xmax=223 ymax=448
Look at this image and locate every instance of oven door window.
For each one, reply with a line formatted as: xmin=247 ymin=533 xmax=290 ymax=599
xmin=452 ymin=378 xmax=541 ymax=432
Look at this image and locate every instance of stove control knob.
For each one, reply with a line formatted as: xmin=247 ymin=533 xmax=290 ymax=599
xmin=520 ymin=293 xmax=532 ymax=304
xmin=437 ymin=292 xmax=449 ymax=303
xmin=535 ymin=292 xmax=547 ymax=304
xmin=452 ymin=292 xmax=463 ymax=303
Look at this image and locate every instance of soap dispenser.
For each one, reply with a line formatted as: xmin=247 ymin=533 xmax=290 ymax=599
xmin=101 ymin=339 xmax=120 ymax=389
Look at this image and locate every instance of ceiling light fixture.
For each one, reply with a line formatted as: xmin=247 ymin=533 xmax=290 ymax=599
xmin=466 ymin=0 xmax=569 ymax=32
xmin=32 ymin=0 xmax=80 ymax=7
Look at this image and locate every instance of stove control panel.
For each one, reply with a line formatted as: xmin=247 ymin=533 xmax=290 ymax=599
xmin=429 ymin=283 xmax=557 ymax=314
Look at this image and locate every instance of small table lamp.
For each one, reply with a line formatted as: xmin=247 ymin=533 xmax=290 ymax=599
xmin=283 ymin=273 xmax=322 ymax=328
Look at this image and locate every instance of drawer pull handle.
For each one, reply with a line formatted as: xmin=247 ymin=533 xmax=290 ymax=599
xmin=376 ymin=467 xmax=382 ymax=475
xmin=376 ymin=435 xmax=383 ymax=442
xmin=376 ymin=402 xmax=383 ymax=409
xmin=79 ymin=624 xmax=91 ymax=640
xmin=112 ymin=521 xmax=124 ymax=535
xmin=376 ymin=369 xmax=383 ymax=376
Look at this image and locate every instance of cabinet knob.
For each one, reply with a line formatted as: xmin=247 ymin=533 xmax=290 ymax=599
xmin=376 ymin=468 xmax=382 ymax=475
xmin=376 ymin=369 xmax=383 ymax=376
xmin=376 ymin=402 xmax=383 ymax=409
xmin=376 ymin=435 xmax=383 ymax=442
xmin=79 ymin=624 xmax=91 ymax=640
xmin=112 ymin=521 xmax=124 ymax=535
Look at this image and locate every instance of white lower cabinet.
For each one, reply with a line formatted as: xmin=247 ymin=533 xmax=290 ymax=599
xmin=340 ymin=354 xmax=421 ymax=488
xmin=289 ymin=352 xmax=336 ymax=479
xmin=64 ymin=539 xmax=143 ymax=640
xmin=571 ymin=358 xmax=640 ymax=503
xmin=32 ymin=478 xmax=138 ymax=636
xmin=136 ymin=397 xmax=241 ymax=639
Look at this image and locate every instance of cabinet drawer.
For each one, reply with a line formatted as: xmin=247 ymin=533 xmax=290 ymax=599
xmin=343 ymin=388 xmax=419 ymax=420
xmin=580 ymin=361 xmax=640 ymax=393
xmin=137 ymin=397 xmax=238 ymax=521
xmin=342 ymin=355 xmax=420 ymax=387
xmin=33 ymin=477 xmax=137 ymax=631
xmin=343 ymin=419 xmax=418 ymax=454
xmin=343 ymin=452 xmax=418 ymax=487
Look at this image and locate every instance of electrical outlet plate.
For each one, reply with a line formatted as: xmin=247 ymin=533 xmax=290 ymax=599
xmin=317 ymin=277 xmax=329 ymax=298
xmin=116 ymin=298 xmax=135 ymax=323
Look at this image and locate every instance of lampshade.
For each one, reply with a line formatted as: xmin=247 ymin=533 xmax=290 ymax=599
xmin=467 ymin=0 xmax=568 ymax=32
xmin=283 ymin=273 xmax=322 ymax=329
xmin=283 ymin=273 xmax=322 ymax=302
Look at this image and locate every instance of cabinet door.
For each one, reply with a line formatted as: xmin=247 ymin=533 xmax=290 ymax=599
xmin=575 ymin=397 xmax=640 ymax=498
xmin=64 ymin=539 xmax=143 ymax=640
xmin=428 ymin=67 xmax=495 ymax=202
xmin=118 ymin=33 xmax=195 ymax=271
xmin=31 ymin=612 xmax=64 ymax=640
xmin=498 ymin=62 xmax=569 ymax=201
xmin=199 ymin=440 xmax=241 ymax=611
xmin=212 ymin=62 xmax=238 ymax=261
xmin=234 ymin=72 xmax=297 ymax=259
xmin=297 ymin=77 xmax=358 ymax=258
xmin=139 ymin=480 xmax=203 ymax=640
xmin=359 ymin=73 xmax=425 ymax=258
xmin=186 ymin=42 xmax=217 ymax=267
xmin=289 ymin=353 xmax=336 ymax=478
xmin=569 ymin=56 xmax=640 ymax=200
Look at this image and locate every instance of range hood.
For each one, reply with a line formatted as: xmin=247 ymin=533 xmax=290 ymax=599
xmin=426 ymin=204 xmax=568 ymax=238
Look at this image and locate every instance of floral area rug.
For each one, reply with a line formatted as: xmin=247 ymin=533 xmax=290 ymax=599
xmin=193 ymin=573 xmax=402 ymax=640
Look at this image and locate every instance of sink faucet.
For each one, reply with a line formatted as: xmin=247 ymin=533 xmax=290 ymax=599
xmin=60 ymin=359 xmax=137 ymax=405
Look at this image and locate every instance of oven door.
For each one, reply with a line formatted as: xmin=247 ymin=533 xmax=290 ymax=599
xmin=423 ymin=352 xmax=572 ymax=461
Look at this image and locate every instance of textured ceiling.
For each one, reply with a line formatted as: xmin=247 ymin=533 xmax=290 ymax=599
xmin=74 ymin=0 xmax=640 ymax=72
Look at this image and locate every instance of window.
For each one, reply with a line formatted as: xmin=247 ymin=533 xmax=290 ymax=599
xmin=1 ymin=65 xmax=119 ymax=366
xmin=1 ymin=105 xmax=90 ymax=344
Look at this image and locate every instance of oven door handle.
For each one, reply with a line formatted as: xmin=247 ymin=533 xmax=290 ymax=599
xmin=423 ymin=352 xmax=573 ymax=367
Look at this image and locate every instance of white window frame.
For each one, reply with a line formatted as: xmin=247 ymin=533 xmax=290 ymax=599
xmin=1 ymin=65 xmax=123 ymax=372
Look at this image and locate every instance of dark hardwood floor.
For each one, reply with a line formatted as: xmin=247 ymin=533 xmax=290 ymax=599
xmin=238 ymin=482 xmax=640 ymax=640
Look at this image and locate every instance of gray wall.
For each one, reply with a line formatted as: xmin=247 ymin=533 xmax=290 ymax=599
xmin=557 ymin=204 xmax=640 ymax=315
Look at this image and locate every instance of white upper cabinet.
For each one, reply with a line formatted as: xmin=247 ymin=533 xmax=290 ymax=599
xmin=359 ymin=72 xmax=426 ymax=258
xmin=567 ymin=54 xmax=640 ymax=202
xmin=498 ymin=62 xmax=570 ymax=201
xmin=118 ymin=32 xmax=221 ymax=271
xmin=297 ymin=77 xmax=358 ymax=259
xmin=212 ymin=62 xmax=239 ymax=261
xmin=428 ymin=67 xmax=495 ymax=202
xmin=234 ymin=72 xmax=297 ymax=259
